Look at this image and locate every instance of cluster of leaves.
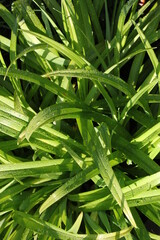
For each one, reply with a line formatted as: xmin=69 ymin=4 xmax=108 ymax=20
xmin=0 ymin=0 xmax=160 ymax=239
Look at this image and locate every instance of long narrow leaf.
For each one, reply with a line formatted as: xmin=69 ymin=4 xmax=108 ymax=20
xmin=39 ymin=164 xmax=98 ymax=214
xmin=0 ymin=67 xmax=77 ymax=102
xmin=132 ymin=20 xmax=159 ymax=76
xmin=20 ymin=29 xmax=89 ymax=68
xmin=13 ymin=211 xmax=133 ymax=240
xmin=43 ymin=68 xmax=134 ymax=96
xmin=85 ymin=122 xmax=136 ymax=228
xmin=0 ymin=159 xmax=75 ymax=179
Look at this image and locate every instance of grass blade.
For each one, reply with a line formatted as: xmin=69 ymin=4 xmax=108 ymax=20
xmin=132 ymin=20 xmax=159 ymax=76
xmin=120 ymin=79 xmax=158 ymax=123
xmin=85 ymin=122 xmax=137 ymax=228
xmin=43 ymin=68 xmax=134 ymax=96
xmin=112 ymin=135 xmax=160 ymax=174
xmin=0 ymin=159 xmax=75 ymax=179
xmin=67 ymin=212 xmax=83 ymax=234
xmin=39 ymin=165 xmax=98 ymax=214
xmin=0 ymin=67 xmax=77 ymax=102
xmin=13 ymin=211 xmax=133 ymax=239
xmin=20 ymin=29 xmax=89 ymax=68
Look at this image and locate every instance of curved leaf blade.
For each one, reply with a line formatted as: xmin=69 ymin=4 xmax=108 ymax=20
xmin=85 ymin=122 xmax=137 ymax=228
xmin=13 ymin=211 xmax=133 ymax=240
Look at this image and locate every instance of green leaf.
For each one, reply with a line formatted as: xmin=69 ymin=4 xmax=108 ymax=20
xmin=79 ymin=171 xmax=160 ymax=211
xmin=43 ymin=68 xmax=134 ymax=96
xmin=0 ymin=159 xmax=75 ymax=179
xmin=61 ymin=0 xmax=79 ymax=50
xmin=85 ymin=213 xmax=106 ymax=234
xmin=13 ymin=211 xmax=133 ymax=240
xmin=120 ymin=79 xmax=158 ymax=123
xmin=0 ymin=67 xmax=77 ymax=102
xmin=99 ymin=211 xmax=111 ymax=233
xmin=112 ymin=135 xmax=160 ymax=174
xmin=20 ymin=29 xmax=89 ymax=68
xmin=127 ymin=190 xmax=160 ymax=207
xmin=86 ymin=122 xmax=136 ymax=227
xmin=0 ymin=3 xmax=16 ymax=29
xmin=33 ymin=0 xmax=69 ymax=46
xmin=39 ymin=165 xmax=98 ymax=214
xmin=68 ymin=212 xmax=83 ymax=234
xmin=132 ymin=20 xmax=160 ymax=76
xmin=15 ymin=102 xmax=131 ymax=141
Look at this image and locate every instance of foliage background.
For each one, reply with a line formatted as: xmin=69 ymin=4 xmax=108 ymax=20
xmin=0 ymin=0 xmax=160 ymax=239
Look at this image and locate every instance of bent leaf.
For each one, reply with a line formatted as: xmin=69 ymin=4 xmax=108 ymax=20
xmin=13 ymin=211 xmax=133 ymax=240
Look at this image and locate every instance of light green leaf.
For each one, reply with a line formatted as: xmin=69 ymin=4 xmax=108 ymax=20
xmin=112 ymin=135 xmax=160 ymax=174
xmin=13 ymin=211 xmax=133 ymax=240
xmin=43 ymin=68 xmax=134 ymax=96
xmin=85 ymin=121 xmax=137 ymax=228
xmin=79 ymin=171 xmax=160 ymax=211
xmin=20 ymin=29 xmax=89 ymax=68
xmin=39 ymin=165 xmax=98 ymax=214
xmin=132 ymin=20 xmax=160 ymax=76
xmin=120 ymin=79 xmax=158 ymax=123
xmin=16 ymin=102 xmax=131 ymax=141
xmin=68 ymin=212 xmax=83 ymax=234
xmin=0 ymin=159 xmax=74 ymax=179
xmin=0 ymin=67 xmax=77 ymax=102
xmin=33 ymin=0 xmax=69 ymax=46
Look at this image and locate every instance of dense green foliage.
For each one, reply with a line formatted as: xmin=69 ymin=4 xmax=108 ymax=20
xmin=0 ymin=0 xmax=160 ymax=239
